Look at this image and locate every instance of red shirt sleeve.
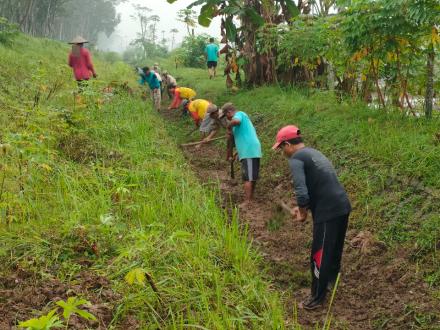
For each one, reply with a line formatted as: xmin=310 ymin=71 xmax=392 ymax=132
xmin=170 ymin=90 xmax=182 ymax=109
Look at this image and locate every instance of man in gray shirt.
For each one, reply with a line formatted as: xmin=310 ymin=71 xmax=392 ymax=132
xmin=273 ymin=125 xmax=351 ymax=310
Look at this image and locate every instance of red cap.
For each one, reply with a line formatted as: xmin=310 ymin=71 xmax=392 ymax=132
xmin=272 ymin=125 xmax=301 ymax=150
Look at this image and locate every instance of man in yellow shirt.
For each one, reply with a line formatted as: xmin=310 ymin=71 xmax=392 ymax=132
xmin=183 ymin=99 xmax=210 ymax=126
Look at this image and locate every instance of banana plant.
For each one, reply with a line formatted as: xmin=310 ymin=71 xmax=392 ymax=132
xmin=166 ymin=0 xmax=300 ymax=85
xmin=166 ymin=0 xmax=300 ymax=42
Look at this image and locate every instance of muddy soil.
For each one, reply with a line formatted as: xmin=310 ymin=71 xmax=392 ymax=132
xmin=0 ymin=266 xmax=121 ymax=329
xmin=163 ymin=108 xmax=440 ymax=330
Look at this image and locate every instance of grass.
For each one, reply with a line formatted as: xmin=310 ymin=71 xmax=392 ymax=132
xmin=1 ymin=33 xmax=439 ymax=328
xmin=0 ymin=35 xmax=286 ymax=328
xmin=158 ymin=61 xmax=440 ymax=289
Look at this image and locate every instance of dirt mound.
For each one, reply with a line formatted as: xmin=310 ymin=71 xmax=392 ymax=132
xmin=58 ymin=133 xmax=125 ymax=164
xmin=0 ymin=267 xmax=120 ymax=329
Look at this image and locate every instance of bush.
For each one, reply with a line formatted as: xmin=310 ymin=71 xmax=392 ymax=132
xmin=98 ymin=51 xmax=122 ymax=64
xmin=177 ymin=34 xmax=211 ymax=68
xmin=0 ymin=17 xmax=19 ymax=45
xmin=123 ymin=43 xmax=168 ymax=66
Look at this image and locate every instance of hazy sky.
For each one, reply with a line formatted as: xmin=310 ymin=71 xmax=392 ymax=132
xmin=98 ymin=0 xmax=221 ymax=52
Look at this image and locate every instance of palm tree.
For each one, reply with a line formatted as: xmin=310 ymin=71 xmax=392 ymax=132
xmin=177 ymin=9 xmax=197 ymax=36
xmin=170 ymin=28 xmax=178 ymax=49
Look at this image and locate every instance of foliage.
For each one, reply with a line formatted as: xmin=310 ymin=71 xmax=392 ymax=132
xmin=18 ymin=297 xmax=96 ymax=329
xmin=175 ymin=34 xmax=211 ymax=68
xmin=123 ymin=43 xmax=168 ymax=66
xmin=130 ymin=5 xmax=169 ymax=62
xmin=97 ymin=50 xmax=123 ymax=64
xmin=173 ymin=65 xmax=440 ymax=293
xmin=0 ymin=34 xmax=284 ymax=328
xmin=56 ymin=297 xmax=97 ymax=322
xmin=253 ymin=0 xmax=440 ymax=115
xmin=177 ymin=8 xmax=197 ymax=36
xmin=0 ymin=17 xmax=19 ymax=45
xmin=168 ymin=0 xmax=438 ymax=115
xmin=125 ymin=268 xmax=146 ymax=286
xmin=0 ymin=0 xmax=121 ymax=43
xmin=18 ymin=310 xmax=63 ymax=330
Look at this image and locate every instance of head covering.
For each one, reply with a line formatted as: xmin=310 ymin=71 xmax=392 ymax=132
xmin=221 ymin=102 xmax=236 ymax=113
xmin=207 ymin=104 xmax=218 ymax=114
xmin=272 ymin=125 xmax=302 ymax=150
xmin=69 ymin=36 xmax=89 ymax=44
xmin=162 ymin=70 xmax=168 ymax=75
xmin=182 ymin=99 xmax=190 ymax=109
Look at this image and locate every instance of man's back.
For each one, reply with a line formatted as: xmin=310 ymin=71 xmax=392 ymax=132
xmin=289 ymin=147 xmax=351 ymax=223
xmin=205 ymin=43 xmax=219 ymax=62
xmin=232 ymin=111 xmax=262 ymax=160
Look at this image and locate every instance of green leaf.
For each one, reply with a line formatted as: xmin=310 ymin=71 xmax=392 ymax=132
xmin=19 ymin=309 xmax=63 ymax=330
xmin=225 ymin=17 xmax=237 ymax=42
xmin=221 ymin=6 xmax=241 ymax=15
xmin=125 ymin=268 xmax=146 ymax=286
xmin=76 ymin=309 xmax=97 ymax=321
xmin=56 ymin=297 xmax=96 ymax=322
xmin=198 ymin=4 xmax=215 ymax=27
xmin=243 ymin=8 xmax=264 ymax=27
xmin=284 ymin=0 xmax=300 ymax=18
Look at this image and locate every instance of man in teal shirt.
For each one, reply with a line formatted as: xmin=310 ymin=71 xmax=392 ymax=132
xmin=139 ymin=67 xmax=161 ymax=111
xmin=205 ymin=37 xmax=220 ymax=79
xmin=222 ymin=102 xmax=262 ymax=206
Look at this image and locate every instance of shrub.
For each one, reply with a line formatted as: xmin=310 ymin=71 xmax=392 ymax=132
xmin=0 ymin=17 xmax=19 ymax=45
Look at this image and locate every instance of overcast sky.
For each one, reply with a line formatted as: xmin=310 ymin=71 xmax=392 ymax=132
xmin=98 ymin=0 xmax=221 ymax=52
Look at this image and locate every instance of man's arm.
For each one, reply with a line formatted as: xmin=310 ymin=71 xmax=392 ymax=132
xmin=227 ymin=119 xmax=241 ymax=128
xmin=204 ymin=130 xmax=217 ymax=141
xmin=290 ymin=158 xmax=310 ymax=221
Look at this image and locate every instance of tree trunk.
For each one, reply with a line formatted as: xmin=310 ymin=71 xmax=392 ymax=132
xmin=424 ymin=43 xmax=435 ymax=118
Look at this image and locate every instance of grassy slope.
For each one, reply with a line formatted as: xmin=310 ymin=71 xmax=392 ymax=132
xmin=163 ymin=63 xmax=440 ymax=289
xmin=0 ymin=36 xmax=284 ymax=328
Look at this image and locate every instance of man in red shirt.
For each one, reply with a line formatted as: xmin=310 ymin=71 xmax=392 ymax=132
xmin=68 ymin=36 xmax=97 ymax=91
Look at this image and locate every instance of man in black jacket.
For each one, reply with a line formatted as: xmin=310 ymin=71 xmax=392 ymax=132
xmin=273 ymin=125 xmax=351 ymax=310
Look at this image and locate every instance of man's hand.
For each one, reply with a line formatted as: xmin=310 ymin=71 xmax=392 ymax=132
xmin=292 ymin=207 xmax=308 ymax=222
xmin=93 ymin=73 xmax=98 ymax=79
xmin=227 ymin=153 xmax=237 ymax=162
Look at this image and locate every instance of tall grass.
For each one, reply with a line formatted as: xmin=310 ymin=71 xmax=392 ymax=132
xmin=0 ymin=35 xmax=286 ymax=328
xmin=160 ymin=65 xmax=440 ymax=289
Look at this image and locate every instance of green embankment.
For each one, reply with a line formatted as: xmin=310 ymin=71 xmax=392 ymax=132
xmin=165 ymin=64 xmax=440 ymax=289
xmin=0 ymin=36 xmax=284 ymax=328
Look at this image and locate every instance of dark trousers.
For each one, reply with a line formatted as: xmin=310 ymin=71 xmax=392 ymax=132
xmin=310 ymin=214 xmax=349 ymax=302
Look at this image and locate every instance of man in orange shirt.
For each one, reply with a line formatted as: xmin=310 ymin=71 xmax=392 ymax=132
xmin=168 ymin=86 xmax=197 ymax=111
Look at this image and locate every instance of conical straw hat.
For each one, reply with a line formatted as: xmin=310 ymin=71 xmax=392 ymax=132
xmin=69 ymin=36 xmax=89 ymax=44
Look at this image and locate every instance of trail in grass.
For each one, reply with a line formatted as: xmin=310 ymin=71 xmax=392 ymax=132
xmin=160 ymin=106 xmax=440 ymax=329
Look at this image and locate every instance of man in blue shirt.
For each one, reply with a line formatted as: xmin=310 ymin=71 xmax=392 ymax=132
xmin=139 ymin=66 xmax=161 ymax=111
xmin=205 ymin=37 xmax=220 ymax=79
xmin=221 ymin=102 xmax=262 ymax=206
